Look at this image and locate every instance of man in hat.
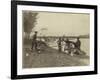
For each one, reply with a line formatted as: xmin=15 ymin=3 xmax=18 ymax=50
xmin=31 ymin=31 xmax=38 ymax=51
xmin=76 ymin=37 xmax=81 ymax=50
xmin=57 ymin=37 xmax=62 ymax=52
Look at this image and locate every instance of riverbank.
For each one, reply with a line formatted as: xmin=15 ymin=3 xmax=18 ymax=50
xmin=23 ymin=45 xmax=89 ymax=68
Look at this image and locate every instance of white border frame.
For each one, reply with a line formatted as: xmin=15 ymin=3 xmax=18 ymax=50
xmin=17 ymin=5 xmax=94 ymax=75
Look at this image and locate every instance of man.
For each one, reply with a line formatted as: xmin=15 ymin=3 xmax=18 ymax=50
xmin=76 ymin=37 xmax=81 ymax=50
xmin=57 ymin=37 xmax=62 ymax=52
xmin=31 ymin=31 xmax=38 ymax=51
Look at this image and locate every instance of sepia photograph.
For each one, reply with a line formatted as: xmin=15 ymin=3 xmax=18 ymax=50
xmin=22 ymin=11 xmax=90 ymax=68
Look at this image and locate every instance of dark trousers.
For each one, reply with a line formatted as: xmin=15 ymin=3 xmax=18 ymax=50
xmin=58 ymin=45 xmax=62 ymax=52
xmin=31 ymin=41 xmax=37 ymax=50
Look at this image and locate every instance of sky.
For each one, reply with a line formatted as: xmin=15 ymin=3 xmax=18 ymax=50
xmin=31 ymin=11 xmax=90 ymax=36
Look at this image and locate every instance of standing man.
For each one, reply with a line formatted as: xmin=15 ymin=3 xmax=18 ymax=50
xmin=76 ymin=37 xmax=81 ymax=50
xmin=57 ymin=37 xmax=62 ymax=52
xmin=31 ymin=31 xmax=38 ymax=51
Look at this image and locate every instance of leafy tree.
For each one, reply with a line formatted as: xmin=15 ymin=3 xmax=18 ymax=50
xmin=23 ymin=11 xmax=38 ymax=34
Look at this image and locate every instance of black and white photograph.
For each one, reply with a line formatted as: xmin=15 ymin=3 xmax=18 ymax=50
xmin=22 ymin=11 xmax=90 ymax=68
